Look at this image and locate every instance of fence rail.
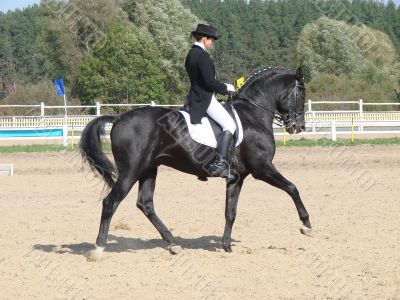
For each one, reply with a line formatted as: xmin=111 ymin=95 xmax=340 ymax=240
xmin=1 ymin=100 xmax=400 ymax=145
xmin=1 ymin=99 xmax=400 ymax=117
xmin=2 ymin=112 xmax=400 ymax=127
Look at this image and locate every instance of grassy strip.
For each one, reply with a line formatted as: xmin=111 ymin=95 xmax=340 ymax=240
xmin=275 ymin=137 xmax=400 ymax=147
xmin=0 ymin=144 xmax=73 ymax=153
xmin=0 ymin=143 xmax=111 ymax=153
xmin=0 ymin=138 xmax=400 ymax=153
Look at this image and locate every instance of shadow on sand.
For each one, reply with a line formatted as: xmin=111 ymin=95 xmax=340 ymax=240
xmin=33 ymin=235 xmax=239 ymax=256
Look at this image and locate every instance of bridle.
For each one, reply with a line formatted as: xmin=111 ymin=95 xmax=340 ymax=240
xmin=280 ymin=80 xmax=306 ymax=128
xmin=233 ymin=80 xmax=305 ymax=129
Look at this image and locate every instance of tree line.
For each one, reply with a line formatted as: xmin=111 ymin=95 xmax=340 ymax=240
xmin=0 ymin=0 xmax=399 ymax=110
xmin=183 ymin=0 xmax=400 ymax=104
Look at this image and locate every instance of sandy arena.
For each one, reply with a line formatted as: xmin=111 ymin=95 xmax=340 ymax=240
xmin=0 ymin=145 xmax=399 ymax=299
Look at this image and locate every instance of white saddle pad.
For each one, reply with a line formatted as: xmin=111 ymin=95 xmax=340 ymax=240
xmin=179 ymin=110 xmax=243 ymax=148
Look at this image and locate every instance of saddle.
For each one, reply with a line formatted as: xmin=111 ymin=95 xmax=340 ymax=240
xmin=179 ymin=99 xmax=243 ymax=180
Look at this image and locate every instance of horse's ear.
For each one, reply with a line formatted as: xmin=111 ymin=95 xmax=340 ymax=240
xmin=295 ymin=66 xmax=303 ymax=81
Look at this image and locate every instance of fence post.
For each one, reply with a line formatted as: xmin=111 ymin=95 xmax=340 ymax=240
xmin=62 ymin=118 xmax=68 ymax=147
xmin=331 ymin=121 xmax=337 ymax=141
xmin=359 ymin=99 xmax=364 ymax=132
xmin=96 ymin=102 xmax=101 ymax=116
xmin=40 ymin=102 xmax=45 ymax=117
xmin=312 ymin=111 xmax=316 ymax=133
xmin=151 ymin=101 xmax=155 ymax=106
xmin=71 ymin=124 xmax=75 ymax=150
xmin=283 ymin=127 xmax=286 ymax=145
xmin=307 ymin=99 xmax=312 ymax=112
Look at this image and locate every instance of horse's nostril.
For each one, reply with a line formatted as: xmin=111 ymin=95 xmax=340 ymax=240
xmin=301 ymin=125 xmax=306 ymax=131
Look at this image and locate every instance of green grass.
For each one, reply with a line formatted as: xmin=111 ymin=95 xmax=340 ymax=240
xmin=0 ymin=143 xmax=111 ymax=153
xmin=0 ymin=138 xmax=400 ymax=153
xmin=0 ymin=144 xmax=73 ymax=153
xmin=275 ymin=137 xmax=400 ymax=147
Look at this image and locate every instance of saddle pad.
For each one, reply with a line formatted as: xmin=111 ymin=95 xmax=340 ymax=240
xmin=179 ymin=110 xmax=243 ymax=148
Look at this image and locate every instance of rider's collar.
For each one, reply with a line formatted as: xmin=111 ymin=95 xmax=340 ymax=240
xmin=194 ymin=41 xmax=206 ymax=51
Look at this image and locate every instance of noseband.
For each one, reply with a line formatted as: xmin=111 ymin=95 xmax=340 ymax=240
xmin=235 ymin=80 xmax=305 ymax=129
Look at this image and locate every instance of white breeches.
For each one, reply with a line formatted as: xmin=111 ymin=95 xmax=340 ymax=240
xmin=206 ymin=95 xmax=236 ymax=134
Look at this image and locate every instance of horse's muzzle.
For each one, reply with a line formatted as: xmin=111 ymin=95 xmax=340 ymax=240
xmin=287 ymin=122 xmax=305 ymax=134
xmin=284 ymin=113 xmax=305 ymax=135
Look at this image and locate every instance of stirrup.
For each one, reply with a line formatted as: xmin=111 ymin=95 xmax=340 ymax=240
xmin=208 ymin=158 xmax=230 ymax=178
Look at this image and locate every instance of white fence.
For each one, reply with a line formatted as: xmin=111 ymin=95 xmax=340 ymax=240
xmin=2 ymin=99 xmax=400 ymax=117
xmin=1 ymin=100 xmax=400 ymax=145
xmin=0 ymin=164 xmax=13 ymax=176
xmin=0 ymin=101 xmax=180 ymax=117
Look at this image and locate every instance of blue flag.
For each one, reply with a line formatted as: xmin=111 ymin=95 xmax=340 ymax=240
xmin=54 ymin=77 xmax=65 ymax=96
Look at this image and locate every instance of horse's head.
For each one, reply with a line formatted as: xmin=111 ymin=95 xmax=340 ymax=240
xmin=276 ymin=67 xmax=306 ymax=134
xmin=236 ymin=66 xmax=307 ymax=134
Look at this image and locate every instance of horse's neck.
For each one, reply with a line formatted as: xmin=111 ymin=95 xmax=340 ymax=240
xmin=237 ymin=77 xmax=292 ymax=130
xmin=239 ymin=88 xmax=277 ymax=112
xmin=235 ymin=90 xmax=276 ymax=130
xmin=243 ymin=73 xmax=291 ymax=108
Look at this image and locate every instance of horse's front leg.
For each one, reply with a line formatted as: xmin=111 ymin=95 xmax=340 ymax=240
xmin=253 ymin=162 xmax=312 ymax=236
xmin=222 ymin=173 xmax=245 ymax=252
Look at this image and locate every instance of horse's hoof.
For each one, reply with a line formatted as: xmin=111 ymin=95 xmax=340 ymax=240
xmin=197 ymin=176 xmax=208 ymax=181
xmin=300 ymin=225 xmax=313 ymax=237
xmin=86 ymin=246 xmax=104 ymax=262
xmin=168 ymin=244 xmax=182 ymax=255
xmin=223 ymin=244 xmax=232 ymax=253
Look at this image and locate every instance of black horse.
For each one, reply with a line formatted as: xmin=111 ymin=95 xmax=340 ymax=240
xmin=80 ymin=66 xmax=312 ymax=260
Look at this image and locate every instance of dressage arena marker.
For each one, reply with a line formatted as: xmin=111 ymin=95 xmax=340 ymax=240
xmin=0 ymin=164 xmax=13 ymax=176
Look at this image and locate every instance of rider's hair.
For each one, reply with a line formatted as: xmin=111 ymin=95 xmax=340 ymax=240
xmin=192 ymin=33 xmax=206 ymax=41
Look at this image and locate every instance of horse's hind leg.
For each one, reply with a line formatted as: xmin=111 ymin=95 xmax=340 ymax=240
xmin=136 ymin=168 xmax=179 ymax=254
xmin=88 ymin=172 xmax=137 ymax=261
xmin=253 ymin=162 xmax=312 ymax=236
xmin=222 ymin=173 xmax=245 ymax=252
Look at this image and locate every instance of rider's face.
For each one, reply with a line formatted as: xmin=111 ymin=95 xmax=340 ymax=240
xmin=203 ymin=37 xmax=216 ymax=49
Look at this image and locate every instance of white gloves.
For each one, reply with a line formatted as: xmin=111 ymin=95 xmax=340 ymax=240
xmin=225 ymin=83 xmax=235 ymax=92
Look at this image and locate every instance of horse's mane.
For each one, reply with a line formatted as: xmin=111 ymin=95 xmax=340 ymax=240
xmin=237 ymin=66 xmax=295 ymax=93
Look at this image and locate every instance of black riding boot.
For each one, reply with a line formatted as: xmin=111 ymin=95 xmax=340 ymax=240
xmin=208 ymin=130 xmax=233 ymax=178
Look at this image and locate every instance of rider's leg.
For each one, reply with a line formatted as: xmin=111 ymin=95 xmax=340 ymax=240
xmin=207 ymin=95 xmax=236 ymax=134
xmin=206 ymin=96 xmax=236 ymax=178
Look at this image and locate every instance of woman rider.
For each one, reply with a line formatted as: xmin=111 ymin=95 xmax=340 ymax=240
xmin=185 ymin=24 xmax=236 ymax=178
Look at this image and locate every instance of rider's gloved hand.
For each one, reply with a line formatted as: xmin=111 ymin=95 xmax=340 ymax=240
xmin=225 ymin=83 xmax=235 ymax=92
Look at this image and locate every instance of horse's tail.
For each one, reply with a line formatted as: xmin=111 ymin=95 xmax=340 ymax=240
xmin=80 ymin=115 xmax=117 ymax=188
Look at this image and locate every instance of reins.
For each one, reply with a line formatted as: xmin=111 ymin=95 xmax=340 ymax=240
xmin=233 ymin=95 xmax=285 ymax=127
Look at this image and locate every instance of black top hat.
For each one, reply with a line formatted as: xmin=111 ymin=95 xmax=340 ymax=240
xmin=191 ymin=24 xmax=219 ymax=40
